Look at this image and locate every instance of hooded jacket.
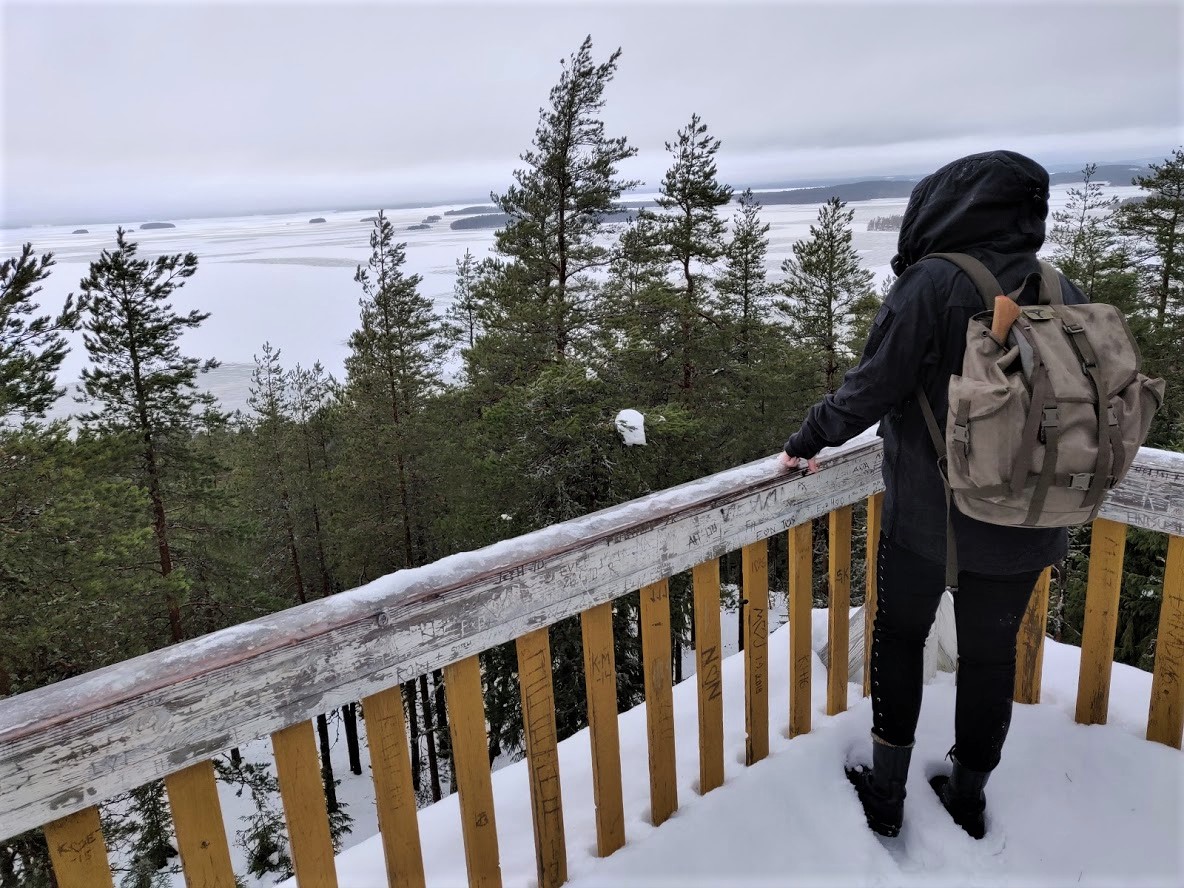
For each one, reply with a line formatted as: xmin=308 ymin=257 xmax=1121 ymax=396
xmin=784 ymin=150 xmax=1085 ymax=574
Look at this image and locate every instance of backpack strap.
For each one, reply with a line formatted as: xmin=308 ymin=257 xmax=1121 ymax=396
xmin=916 ymin=384 xmax=959 ymax=589
xmin=1038 ymin=260 xmax=1065 ymax=305
xmin=921 ymin=252 xmax=1003 ymax=311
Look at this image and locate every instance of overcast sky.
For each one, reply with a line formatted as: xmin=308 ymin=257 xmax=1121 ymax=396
xmin=2 ymin=0 xmax=1181 ymax=226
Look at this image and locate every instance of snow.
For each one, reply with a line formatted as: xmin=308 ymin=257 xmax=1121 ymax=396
xmin=615 ymin=408 xmax=646 ymax=446
xmin=276 ymin=609 xmax=1183 ymax=888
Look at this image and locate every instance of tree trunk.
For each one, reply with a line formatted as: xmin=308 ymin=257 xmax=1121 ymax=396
xmin=342 ymin=703 xmax=362 ymax=776
xmin=432 ymin=669 xmax=453 ymax=794
xmin=282 ymin=491 xmax=307 ymax=605
xmin=229 ymin=747 xmax=241 ymax=767
xmin=316 ymin=713 xmax=338 ymax=813
xmin=404 ymin=681 xmax=421 ymax=791
xmin=145 ymin=448 xmax=183 ymax=644
xmin=419 ymin=674 xmax=442 ymax=801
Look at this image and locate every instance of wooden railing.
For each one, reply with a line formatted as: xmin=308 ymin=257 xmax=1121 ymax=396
xmin=2 ymin=434 xmax=1182 ymax=888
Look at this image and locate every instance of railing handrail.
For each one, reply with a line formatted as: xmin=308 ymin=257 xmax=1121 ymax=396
xmin=0 ymin=431 xmax=882 ymax=840
xmin=1 ymin=435 xmax=1181 ymax=841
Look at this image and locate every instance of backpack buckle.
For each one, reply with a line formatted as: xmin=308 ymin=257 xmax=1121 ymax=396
xmin=1041 ymin=407 xmax=1059 ymax=429
xmin=1063 ymin=322 xmax=1085 ymax=335
xmin=1069 ymin=473 xmax=1092 ymax=491
xmin=952 ymin=423 xmax=970 ymax=455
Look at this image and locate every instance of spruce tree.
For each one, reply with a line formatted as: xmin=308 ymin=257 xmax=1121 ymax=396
xmin=711 ymin=190 xmax=802 ymax=468
xmin=288 ymin=362 xmax=339 ymax=598
xmin=1 ymin=245 xmax=82 ymax=422
xmin=479 ymin=35 xmax=637 ymax=373
xmin=445 ymin=248 xmax=481 ymax=351
xmin=776 ymin=198 xmax=874 ymax=395
xmin=246 ymin=343 xmax=309 ymax=604
xmin=77 ymin=228 xmax=219 ymax=643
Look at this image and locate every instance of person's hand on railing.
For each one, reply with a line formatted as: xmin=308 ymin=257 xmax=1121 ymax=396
xmin=779 ymin=452 xmax=820 ymax=474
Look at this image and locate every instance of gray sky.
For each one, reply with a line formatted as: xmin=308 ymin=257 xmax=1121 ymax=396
xmin=3 ymin=0 xmax=1182 ymax=226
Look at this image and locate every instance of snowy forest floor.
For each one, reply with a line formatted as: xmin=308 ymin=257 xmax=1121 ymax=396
xmin=268 ymin=611 xmax=1183 ymax=888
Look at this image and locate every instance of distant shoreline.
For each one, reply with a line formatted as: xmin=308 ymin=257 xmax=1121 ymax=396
xmin=4 ymin=163 xmax=1152 ymax=232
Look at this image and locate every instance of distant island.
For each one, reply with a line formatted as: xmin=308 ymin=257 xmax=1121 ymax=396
xmin=406 ymin=223 xmax=431 ymax=231
xmin=423 ymin=215 xmax=442 ymax=223
xmin=444 ymin=205 xmax=499 ymax=216
xmin=450 ymin=208 xmax=642 ymax=231
xmin=867 ymin=214 xmax=904 ymax=232
xmin=360 ymin=216 xmax=378 ymax=223
xmin=72 ymin=228 xmax=89 ymax=234
xmin=1048 ymin=165 xmax=1148 ymax=186
xmin=309 ymin=217 xmax=326 ymax=224
xmin=140 ymin=222 xmax=176 ymax=230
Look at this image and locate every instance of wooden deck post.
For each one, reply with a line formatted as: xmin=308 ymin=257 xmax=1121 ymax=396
xmin=444 ymin=656 xmax=502 ymax=888
xmin=789 ymin=521 xmax=813 ymax=737
xmin=743 ymin=540 xmax=769 ymax=764
xmin=1076 ymin=518 xmax=1128 ymax=726
xmin=44 ymin=806 xmax=114 ymax=888
xmin=1014 ymin=568 xmax=1051 ymax=705
xmin=362 ymin=685 xmax=426 ymax=888
xmin=641 ymin=579 xmax=678 ymax=826
xmin=164 ymin=760 xmax=236 ymax=888
xmin=864 ymin=493 xmax=883 ymax=698
xmin=516 ymin=628 xmax=567 ymax=888
xmin=580 ymin=603 xmax=625 ymax=856
xmin=828 ymin=506 xmax=853 ymax=716
xmin=692 ymin=559 xmax=725 ymax=794
xmin=271 ymin=720 xmax=338 ymax=888
xmin=1148 ymin=534 xmax=1184 ymax=749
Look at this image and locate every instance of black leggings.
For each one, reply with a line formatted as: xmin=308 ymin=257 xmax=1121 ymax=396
xmin=869 ymin=536 xmax=1041 ymax=772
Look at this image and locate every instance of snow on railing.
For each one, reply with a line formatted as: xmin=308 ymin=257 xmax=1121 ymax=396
xmin=1 ymin=435 xmax=1182 ymax=888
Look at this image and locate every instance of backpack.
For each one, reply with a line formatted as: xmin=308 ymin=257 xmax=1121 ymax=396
xmin=916 ymin=252 xmax=1165 ymax=581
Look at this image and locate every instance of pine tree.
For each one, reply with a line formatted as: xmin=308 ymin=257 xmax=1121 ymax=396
xmin=1 ymin=245 xmax=82 ymax=422
xmin=479 ymin=35 xmax=638 ymax=373
xmin=1049 ymin=164 xmax=1133 ymax=306
xmin=716 ymin=189 xmax=772 ymax=366
xmin=340 ymin=211 xmax=446 ymax=577
xmin=776 ymin=198 xmax=874 ymax=395
xmin=642 ymin=113 xmax=733 ymax=393
xmin=77 ymin=228 xmax=219 ymax=643
xmin=1117 ymin=148 xmax=1184 ymax=448
xmin=1119 ymin=148 xmax=1184 ymax=332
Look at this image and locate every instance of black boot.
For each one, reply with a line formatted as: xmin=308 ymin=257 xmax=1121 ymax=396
xmin=930 ymin=750 xmax=990 ymax=840
xmin=845 ymin=735 xmax=913 ymax=837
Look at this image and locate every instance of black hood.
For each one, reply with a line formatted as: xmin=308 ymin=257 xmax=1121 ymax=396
xmin=891 ymin=150 xmax=1050 ymax=275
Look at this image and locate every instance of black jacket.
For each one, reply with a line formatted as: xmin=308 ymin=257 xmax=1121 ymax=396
xmin=784 ymin=150 xmax=1085 ymax=575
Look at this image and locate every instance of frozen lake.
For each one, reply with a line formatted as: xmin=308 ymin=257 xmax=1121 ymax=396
xmin=1 ymin=183 xmax=1141 ymax=418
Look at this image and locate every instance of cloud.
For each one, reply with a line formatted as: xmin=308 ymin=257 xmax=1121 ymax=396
xmin=3 ymin=1 xmax=1181 ymax=225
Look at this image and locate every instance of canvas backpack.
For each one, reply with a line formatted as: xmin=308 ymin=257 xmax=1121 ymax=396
xmin=917 ymin=252 xmax=1165 ymax=582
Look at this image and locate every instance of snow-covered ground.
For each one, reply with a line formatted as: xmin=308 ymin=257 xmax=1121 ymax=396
xmin=1 ymin=184 xmax=1143 ymax=419
xmin=246 ymin=606 xmax=1183 ymax=888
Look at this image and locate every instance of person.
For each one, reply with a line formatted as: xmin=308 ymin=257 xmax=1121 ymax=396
xmin=780 ymin=150 xmax=1085 ymax=840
